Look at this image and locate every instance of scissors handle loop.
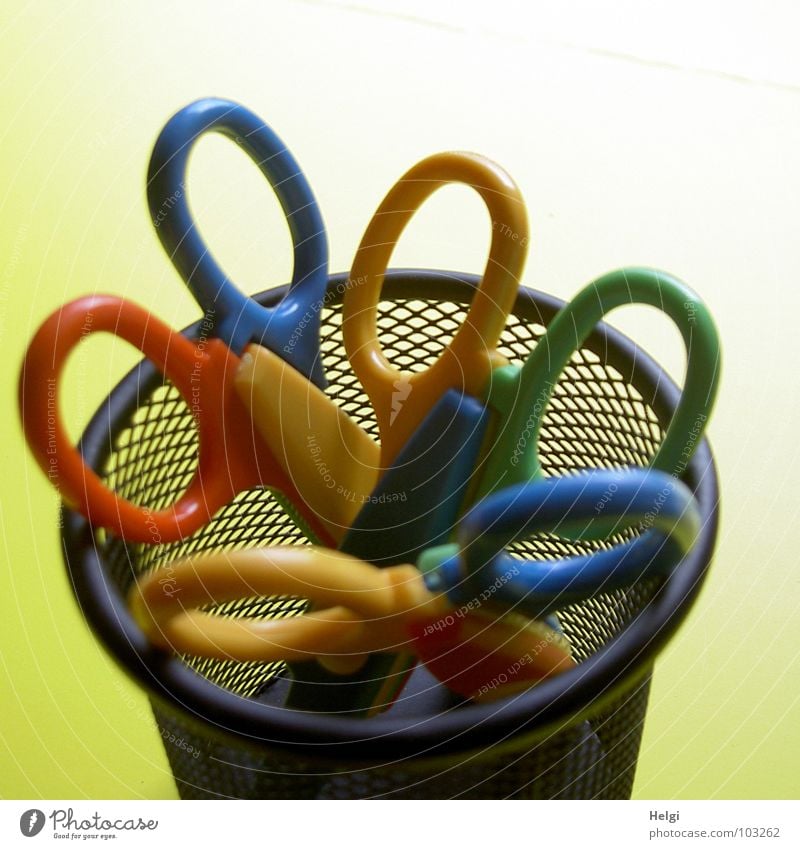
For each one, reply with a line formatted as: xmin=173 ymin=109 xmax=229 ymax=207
xmin=19 ymin=296 xmax=320 ymax=543
xmin=480 ymin=267 xmax=720 ymax=498
xmin=343 ymin=151 xmax=529 ymax=467
xmin=422 ymin=469 xmax=701 ymax=618
xmin=130 ymin=547 xmax=442 ymax=662
xmin=129 ymin=546 xmax=573 ymax=698
xmin=148 ymin=98 xmax=329 ymax=385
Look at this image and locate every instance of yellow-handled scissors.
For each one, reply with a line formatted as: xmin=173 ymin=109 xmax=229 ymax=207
xmin=342 ymin=150 xmax=527 ymax=470
xmin=232 ymin=151 xmax=530 ymax=714
xmin=129 ymin=546 xmax=573 ymax=705
xmin=234 ymin=151 xmax=529 ymax=540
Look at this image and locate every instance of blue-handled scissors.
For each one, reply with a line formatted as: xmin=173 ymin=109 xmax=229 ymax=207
xmin=419 ymin=469 xmax=702 ymax=619
xmin=147 ymin=97 xmax=329 ymax=387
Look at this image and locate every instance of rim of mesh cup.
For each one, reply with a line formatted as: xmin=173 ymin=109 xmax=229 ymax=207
xmin=61 ymin=269 xmax=720 ymax=764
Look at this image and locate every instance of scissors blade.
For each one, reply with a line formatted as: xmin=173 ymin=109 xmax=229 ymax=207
xmin=286 ymin=388 xmax=490 ymax=715
xmin=235 ymin=344 xmax=379 ymax=543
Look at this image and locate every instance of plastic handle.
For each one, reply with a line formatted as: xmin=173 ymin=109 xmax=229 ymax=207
xmin=407 ymin=611 xmax=574 ymax=702
xmin=128 ymin=546 xmax=574 ymax=697
xmin=129 ymin=547 xmax=440 ymax=663
xmin=342 ymin=151 xmax=528 ymax=467
xmin=422 ymin=469 xmax=702 ymax=618
xmin=18 ymin=295 xmax=318 ymax=544
xmin=478 ymin=267 xmax=721 ymax=499
xmin=147 ymin=97 xmax=329 ymax=385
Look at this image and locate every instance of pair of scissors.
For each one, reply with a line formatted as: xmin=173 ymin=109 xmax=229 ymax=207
xmin=472 ymin=266 xmax=721 ymax=508
xmin=19 ymin=98 xmax=334 ymax=544
xmin=233 ymin=150 xmax=526 ymax=544
xmin=234 ymin=151 xmax=529 ymax=711
xmin=128 ymin=540 xmax=575 ymax=707
xmin=127 ymin=468 xmax=697 ymax=705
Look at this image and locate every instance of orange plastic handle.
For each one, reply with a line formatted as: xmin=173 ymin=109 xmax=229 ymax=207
xmin=18 ymin=295 xmax=334 ymax=545
xmin=128 ymin=546 xmax=574 ymax=698
xmin=342 ymin=151 xmax=529 ymax=467
xmin=128 ymin=547 xmax=438 ymax=665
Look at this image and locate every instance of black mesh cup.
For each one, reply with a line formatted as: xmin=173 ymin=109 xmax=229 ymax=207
xmin=61 ymin=270 xmax=719 ymax=799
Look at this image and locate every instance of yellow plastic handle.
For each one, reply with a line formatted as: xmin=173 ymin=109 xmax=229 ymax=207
xmin=128 ymin=547 xmax=443 ymax=666
xmin=235 ymin=345 xmax=380 ymax=542
xmin=343 ymin=151 xmax=529 ymax=467
xmin=129 ymin=546 xmax=575 ymax=696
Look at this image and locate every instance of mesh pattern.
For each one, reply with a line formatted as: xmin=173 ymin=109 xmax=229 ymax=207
xmin=151 ymin=675 xmax=651 ymax=800
xmin=88 ymin=280 xmax=685 ymax=797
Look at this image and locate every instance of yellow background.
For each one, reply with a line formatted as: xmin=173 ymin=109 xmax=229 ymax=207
xmin=2 ymin=1 xmax=799 ymax=799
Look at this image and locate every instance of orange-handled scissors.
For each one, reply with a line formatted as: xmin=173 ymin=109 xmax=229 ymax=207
xmin=19 ymin=296 xmax=335 ymax=545
xmin=342 ymin=151 xmax=528 ymax=469
xmin=129 ymin=546 xmax=574 ymax=703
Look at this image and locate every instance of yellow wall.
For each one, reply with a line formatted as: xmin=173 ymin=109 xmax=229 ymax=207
xmin=2 ymin=1 xmax=798 ymax=799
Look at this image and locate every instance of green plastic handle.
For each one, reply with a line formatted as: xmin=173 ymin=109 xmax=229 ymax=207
xmin=476 ymin=267 xmax=721 ymax=502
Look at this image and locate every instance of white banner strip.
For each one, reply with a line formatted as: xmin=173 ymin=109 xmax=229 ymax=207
xmin=1 ymin=800 xmax=797 ymax=848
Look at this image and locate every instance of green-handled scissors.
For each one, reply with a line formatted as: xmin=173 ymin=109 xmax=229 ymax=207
xmin=475 ymin=267 xmax=720 ymax=509
xmin=342 ymin=261 xmax=720 ymax=562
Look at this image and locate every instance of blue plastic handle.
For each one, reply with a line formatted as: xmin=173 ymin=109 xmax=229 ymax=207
xmin=420 ymin=469 xmax=702 ymax=618
xmin=147 ymin=98 xmax=329 ymax=386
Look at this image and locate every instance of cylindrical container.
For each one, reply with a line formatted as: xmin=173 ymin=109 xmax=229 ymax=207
xmin=61 ymin=270 xmax=719 ymax=799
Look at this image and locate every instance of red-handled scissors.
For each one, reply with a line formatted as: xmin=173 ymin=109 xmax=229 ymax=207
xmin=19 ymin=295 xmax=335 ymax=545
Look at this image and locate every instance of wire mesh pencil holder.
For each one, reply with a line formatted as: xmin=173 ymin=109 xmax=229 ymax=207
xmin=61 ymin=269 xmax=719 ymax=799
